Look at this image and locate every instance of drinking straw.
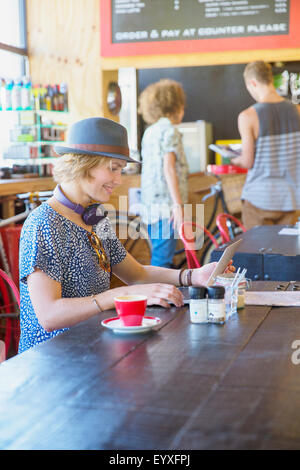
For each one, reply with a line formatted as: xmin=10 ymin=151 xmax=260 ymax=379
xmin=231 ymin=267 xmax=240 ymax=287
xmin=232 ymin=268 xmax=247 ymax=289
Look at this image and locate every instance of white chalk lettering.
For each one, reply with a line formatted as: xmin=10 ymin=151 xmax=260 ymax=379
xmin=183 ymin=28 xmax=196 ymax=37
xmin=198 ymin=25 xmax=244 ymax=36
xmin=115 ymin=30 xmax=148 ymax=41
xmin=161 ymin=29 xmax=181 ymax=38
xmin=150 ymin=29 xmax=159 ymax=39
xmin=247 ymin=23 xmax=287 ymax=33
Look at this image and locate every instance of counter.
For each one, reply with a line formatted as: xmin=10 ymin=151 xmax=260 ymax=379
xmin=0 ymin=172 xmax=251 ymax=222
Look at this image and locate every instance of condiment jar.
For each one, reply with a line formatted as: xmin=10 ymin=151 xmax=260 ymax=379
xmin=215 ymin=273 xmax=238 ymax=318
xmin=207 ymin=285 xmax=226 ymax=324
xmin=236 ymin=277 xmax=252 ymax=309
xmin=188 ymin=286 xmax=207 ymax=323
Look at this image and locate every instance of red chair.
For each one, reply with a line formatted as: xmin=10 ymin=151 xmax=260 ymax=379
xmin=0 ymin=225 xmax=22 ymax=286
xmin=0 ymin=226 xmax=22 ymax=357
xmin=0 ymin=268 xmax=20 ymax=358
xmin=0 ymin=340 xmax=5 ymax=363
xmin=216 ymin=213 xmax=246 ymax=244
xmin=179 ymin=221 xmax=219 ymax=269
xmin=0 ymin=269 xmax=20 ymax=307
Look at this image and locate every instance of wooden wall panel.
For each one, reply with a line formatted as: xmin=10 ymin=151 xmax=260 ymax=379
xmin=26 ymin=0 xmax=102 ymax=122
xmin=102 ymin=49 xmax=300 ymax=71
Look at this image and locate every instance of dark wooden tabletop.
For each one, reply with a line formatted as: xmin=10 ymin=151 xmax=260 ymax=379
xmin=211 ymin=225 xmax=300 ymax=281
xmin=214 ymin=224 xmax=300 ymax=257
xmin=1 ymin=281 xmax=300 ymax=450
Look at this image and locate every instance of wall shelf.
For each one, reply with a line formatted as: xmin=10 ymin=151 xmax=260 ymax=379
xmin=0 ymin=110 xmax=70 ymax=170
xmin=3 ymin=157 xmax=60 ymax=165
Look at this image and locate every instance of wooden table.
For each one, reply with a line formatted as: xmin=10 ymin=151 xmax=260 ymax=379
xmin=211 ymin=225 xmax=300 ymax=282
xmin=1 ymin=281 xmax=300 ymax=450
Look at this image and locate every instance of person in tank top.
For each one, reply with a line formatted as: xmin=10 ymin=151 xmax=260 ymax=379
xmin=231 ymin=60 xmax=300 ymax=230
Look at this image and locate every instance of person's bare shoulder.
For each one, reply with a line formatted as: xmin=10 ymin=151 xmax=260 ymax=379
xmin=239 ymin=105 xmax=257 ymax=120
xmin=238 ymin=106 xmax=258 ymax=138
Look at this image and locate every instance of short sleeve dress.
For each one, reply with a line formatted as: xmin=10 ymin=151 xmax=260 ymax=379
xmin=18 ymin=202 xmax=127 ymax=353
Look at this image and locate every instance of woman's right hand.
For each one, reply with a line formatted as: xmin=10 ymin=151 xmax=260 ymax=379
xmin=125 ymin=283 xmax=184 ymax=308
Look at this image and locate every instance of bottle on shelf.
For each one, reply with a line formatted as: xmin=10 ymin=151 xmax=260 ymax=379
xmin=33 ymin=84 xmax=41 ymax=110
xmin=1 ymin=79 xmax=13 ymax=110
xmin=21 ymin=77 xmax=34 ymax=110
xmin=11 ymin=79 xmax=23 ymax=111
xmin=60 ymin=82 xmax=68 ymax=111
xmin=45 ymin=85 xmax=53 ymax=111
xmin=40 ymin=85 xmax=48 ymax=110
xmin=52 ymin=85 xmax=60 ymax=111
xmin=57 ymin=84 xmax=64 ymax=111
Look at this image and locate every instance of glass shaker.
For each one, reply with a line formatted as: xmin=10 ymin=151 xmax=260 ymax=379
xmin=207 ymin=285 xmax=226 ymax=324
xmin=188 ymin=286 xmax=207 ymax=323
xmin=215 ymin=273 xmax=238 ymax=318
xmin=237 ymin=277 xmax=252 ymax=309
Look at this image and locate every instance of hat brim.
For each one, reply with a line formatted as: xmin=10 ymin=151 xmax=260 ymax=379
xmin=53 ymin=145 xmax=140 ymax=164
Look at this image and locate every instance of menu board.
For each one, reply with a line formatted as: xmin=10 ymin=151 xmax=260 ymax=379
xmin=101 ymin=0 xmax=300 ymax=57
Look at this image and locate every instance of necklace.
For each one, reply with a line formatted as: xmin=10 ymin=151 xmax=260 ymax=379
xmin=87 ymin=231 xmax=111 ymax=273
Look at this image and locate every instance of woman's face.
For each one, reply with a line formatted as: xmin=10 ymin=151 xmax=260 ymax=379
xmin=81 ymin=158 xmax=127 ymax=203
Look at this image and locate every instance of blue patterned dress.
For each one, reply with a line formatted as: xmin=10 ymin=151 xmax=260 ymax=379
xmin=18 ymin=202 xmax=127 ymax=353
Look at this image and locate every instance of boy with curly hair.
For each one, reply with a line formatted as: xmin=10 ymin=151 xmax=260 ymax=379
xmin=138 ymin=79 xmax=189 ymax=268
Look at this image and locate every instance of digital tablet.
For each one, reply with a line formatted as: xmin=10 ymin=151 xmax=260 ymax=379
xmin=206 ymin=238 xmax=243 ymax=286
xmin=209 ymin=144 xmax=241 ymax=159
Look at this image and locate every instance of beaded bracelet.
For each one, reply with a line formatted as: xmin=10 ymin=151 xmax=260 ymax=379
xmin=178 ymin=268 xmax=186 ymax=286
xmin=179 ymin=268 xmax=193 ymax=287
xmin=186 ymin=269 xmax=193 ymax=286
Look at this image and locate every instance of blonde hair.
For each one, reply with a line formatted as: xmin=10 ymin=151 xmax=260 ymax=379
xmin=243 ymin=61 xmax=273 ymax=85
xmin=52 ymin=153 xmax=113 ymax=184
xmin=138 ymin=78 xmax=186 ymax=124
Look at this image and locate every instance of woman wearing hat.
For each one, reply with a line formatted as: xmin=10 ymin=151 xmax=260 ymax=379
xmin=18 ymin=117 xmax=231 ymax=353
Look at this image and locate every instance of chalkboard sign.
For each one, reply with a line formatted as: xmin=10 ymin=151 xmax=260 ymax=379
xmin=112 ymin=0 xmax=289 ymax=43
xmin=101 ymin=0 xmax=300 ymax=57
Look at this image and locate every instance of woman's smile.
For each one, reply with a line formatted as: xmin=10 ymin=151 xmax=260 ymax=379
xmin=103 ymin=184 xmax=113 ymax=194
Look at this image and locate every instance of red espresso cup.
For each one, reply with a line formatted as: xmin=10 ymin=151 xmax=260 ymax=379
xmin=114 ymin=295 xmax=148 ymax=326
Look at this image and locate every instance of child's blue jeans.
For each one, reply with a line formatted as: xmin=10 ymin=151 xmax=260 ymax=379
xmin=147 ymin=218 xmax=177 ymax=268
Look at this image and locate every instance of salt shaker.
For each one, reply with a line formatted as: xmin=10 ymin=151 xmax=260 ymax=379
xmin=207 ymin=285 xmax=226 ymax=324
xmin=188 ymin=286 xmax=207 ymax=323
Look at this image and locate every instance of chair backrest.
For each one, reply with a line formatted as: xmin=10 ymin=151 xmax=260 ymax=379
xmin=0 ymin=226 xmax=22 ymax=286
xmin=0 ymin=340 xmax=5 ymax=363
xmin=179 ymin=221 xmax=219 ymax=269
xmin=216 ymin=213 xmax=246 ymax=244
xmin=0 ymin=268 xmax=20 ymax=307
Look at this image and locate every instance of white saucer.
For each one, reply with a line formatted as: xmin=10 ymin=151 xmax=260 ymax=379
xmin=101 ymin=316 xmax=162 ymax=334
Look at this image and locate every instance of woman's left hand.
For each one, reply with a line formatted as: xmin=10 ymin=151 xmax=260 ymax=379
xmin=191 ymin=260 xmax=235 ymax=287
